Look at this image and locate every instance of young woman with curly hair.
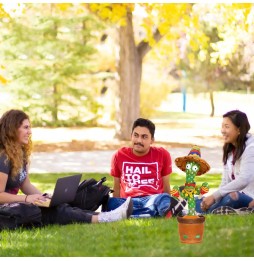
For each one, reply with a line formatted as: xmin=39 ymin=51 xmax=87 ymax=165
xmin=0 ymin=109 xmax=133 ymax=225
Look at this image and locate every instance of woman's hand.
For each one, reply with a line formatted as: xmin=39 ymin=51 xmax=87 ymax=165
xmin=42 ymin=193 xmax=52 ymax=199
xmin=25 ymin=194 xmax=48 ymax=204
xmin=248 ymin=199 xmax=254 ymax=208
xmin=200 ymin=195 xmax=215 ymax=211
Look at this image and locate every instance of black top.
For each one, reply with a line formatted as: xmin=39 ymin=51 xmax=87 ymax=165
xmin=0 ymin=152 xmax=27 ymax=194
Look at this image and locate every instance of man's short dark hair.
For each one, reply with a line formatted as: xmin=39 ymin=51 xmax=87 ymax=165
xmin=131 ymin=118 xmax=155 ymax=138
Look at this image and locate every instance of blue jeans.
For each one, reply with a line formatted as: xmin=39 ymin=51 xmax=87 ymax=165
xmin=107 ymin=193 xmax=172 ymax=218
xmin=195 ymin=192 xmax=253 ymax=214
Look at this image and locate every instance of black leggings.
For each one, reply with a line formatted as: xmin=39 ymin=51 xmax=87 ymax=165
xmin=40 ymin=203 xmax=98 ymax=225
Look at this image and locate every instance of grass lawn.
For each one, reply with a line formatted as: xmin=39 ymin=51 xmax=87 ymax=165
xmin=0 ymin=173 xmax=253 ymax=257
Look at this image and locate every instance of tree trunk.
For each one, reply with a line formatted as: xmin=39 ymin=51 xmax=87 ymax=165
xmin=52 ymin=13 xmax=59 ymax=123
xmin=115 ymin=11 xmax=142 ymax=140
xmin=115 ymin=11 xmax=162 ymax=140
xmin=209 ymin=88 xmax=215 ymax=117
xmin=52 ymin=83 xmax=58 ymax=122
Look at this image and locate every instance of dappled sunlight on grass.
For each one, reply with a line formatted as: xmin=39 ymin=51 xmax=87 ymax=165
xmin=127 ymin=218 xmax=155 ymax=227
xmin=0 ymin=196 xmax=254 ymax=256
xmin=28 ymin=172 xmax=222 ymax=196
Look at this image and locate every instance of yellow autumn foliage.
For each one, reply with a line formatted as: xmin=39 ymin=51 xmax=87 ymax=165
xmin=0 ymin=75 xmax=7 ymax=85
xmin=0 ymin=3 xmax=10 ymax=18
xmin=89 ymin=3 xmax=134 ymax=26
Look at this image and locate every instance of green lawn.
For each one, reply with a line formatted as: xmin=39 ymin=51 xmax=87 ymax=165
xmin=1 ymin=173 xmax=253 ymax=257
xmin=29 ymin=172 xmax=222 ymax=193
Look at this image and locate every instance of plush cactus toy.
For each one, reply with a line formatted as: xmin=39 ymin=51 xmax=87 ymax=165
xmin=171 ymin=146 xmax=210 ymax=216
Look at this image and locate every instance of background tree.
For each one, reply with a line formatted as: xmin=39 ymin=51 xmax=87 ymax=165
xmin=89 ymin=3 xmax=191 ymax=140
xmin=2 ymin=3 xmax=254 ymax=131
xmin=0 ymin=3 xmax=104 ymax=126
xmin=166 ymin=3 xmax=253 ymax=117
xmin=0 ymin=3 xmax=9 ymax=85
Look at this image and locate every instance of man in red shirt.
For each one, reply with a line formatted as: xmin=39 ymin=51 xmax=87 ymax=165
xmin=107 ymin=118 xmax=186 ymax=218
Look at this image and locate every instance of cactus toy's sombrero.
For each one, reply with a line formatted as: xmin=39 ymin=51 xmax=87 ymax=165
xmin=175 ymin=145 xmax=210 ymax=176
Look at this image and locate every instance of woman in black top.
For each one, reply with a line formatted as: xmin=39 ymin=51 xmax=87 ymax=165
xmin=0 ymin=109 xmax=132 ymax=225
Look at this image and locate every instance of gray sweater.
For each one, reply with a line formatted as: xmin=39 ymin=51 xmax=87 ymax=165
xmin=213 ymin=133 xmax=254 ymax=201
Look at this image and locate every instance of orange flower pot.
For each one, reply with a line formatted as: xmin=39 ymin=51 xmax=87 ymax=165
xmin=177 ymin=215 xmax=205 ymax=244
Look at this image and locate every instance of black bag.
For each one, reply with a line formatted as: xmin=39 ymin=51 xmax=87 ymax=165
xmin=0 ymin=202 xmax=42 ymax=230
xmin=70 ymin=177 xmax=113 ymax=211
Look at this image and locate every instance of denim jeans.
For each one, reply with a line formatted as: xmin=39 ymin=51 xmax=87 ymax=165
xmin=195 ymin=192 xmax=253 ymax=214
xmin=107 ymin=193 xmax=172 ymax=218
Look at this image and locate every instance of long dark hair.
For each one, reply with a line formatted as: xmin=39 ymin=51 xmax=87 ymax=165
xmin=222 ymin=110 xmax=250 ymax=165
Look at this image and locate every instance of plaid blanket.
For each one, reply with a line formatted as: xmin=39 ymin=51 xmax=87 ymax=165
xmin=212 ymin=206 xmax=254 ymax=215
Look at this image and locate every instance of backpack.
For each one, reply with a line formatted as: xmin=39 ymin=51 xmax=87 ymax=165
xmin=0 ymin=202 xmax=42 ymax=230
xmin=70 ymin=177 xmax=113 ymax=211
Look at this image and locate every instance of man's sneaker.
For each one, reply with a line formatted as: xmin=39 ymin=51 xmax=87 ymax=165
xmin=212 ymin=206 xmax=237 ymax=215
xmin=98 ymin=197 xmax=133 ymax=223
xmin=164 ymin=197 xmax=187 ymax=218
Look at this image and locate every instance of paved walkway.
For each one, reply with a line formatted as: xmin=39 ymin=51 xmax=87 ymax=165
xmin=30 ymin=119 xmax=228 ymax=175
xmin=30 ymin=147 xmax=223 ymax=174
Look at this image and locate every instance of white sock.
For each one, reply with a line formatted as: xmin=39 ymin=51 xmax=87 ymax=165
xmin=98 ymin=197 xmax=133 ymax=223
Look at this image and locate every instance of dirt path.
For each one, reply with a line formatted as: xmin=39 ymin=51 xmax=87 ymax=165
xmin=32 ymin=116 xmax=225 ymax=152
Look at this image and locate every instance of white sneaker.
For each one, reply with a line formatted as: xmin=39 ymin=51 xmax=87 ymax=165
xmin=98 ymin=197 xmax=133 ymax=223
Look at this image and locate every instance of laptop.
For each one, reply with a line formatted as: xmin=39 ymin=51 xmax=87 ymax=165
xmin=35 ymin=174 xmax=82 ymax=208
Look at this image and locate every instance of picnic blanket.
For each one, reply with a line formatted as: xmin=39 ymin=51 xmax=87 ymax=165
xmin=211 ymin=206 xmax=254 ymax=215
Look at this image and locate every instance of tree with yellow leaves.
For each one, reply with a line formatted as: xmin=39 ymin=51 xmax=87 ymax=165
xmin=0 ymin=3 xmax=9 ymax=85
xmin=89 ymin=3 xmax=191 ymax=139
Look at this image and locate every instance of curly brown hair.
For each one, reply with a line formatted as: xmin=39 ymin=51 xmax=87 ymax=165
xmin=0 ymin=109 xmax=32 ymax=178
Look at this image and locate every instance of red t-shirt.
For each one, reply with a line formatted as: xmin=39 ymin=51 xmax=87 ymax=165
xmin=110 ymin=146 xmax=172 ymax=197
